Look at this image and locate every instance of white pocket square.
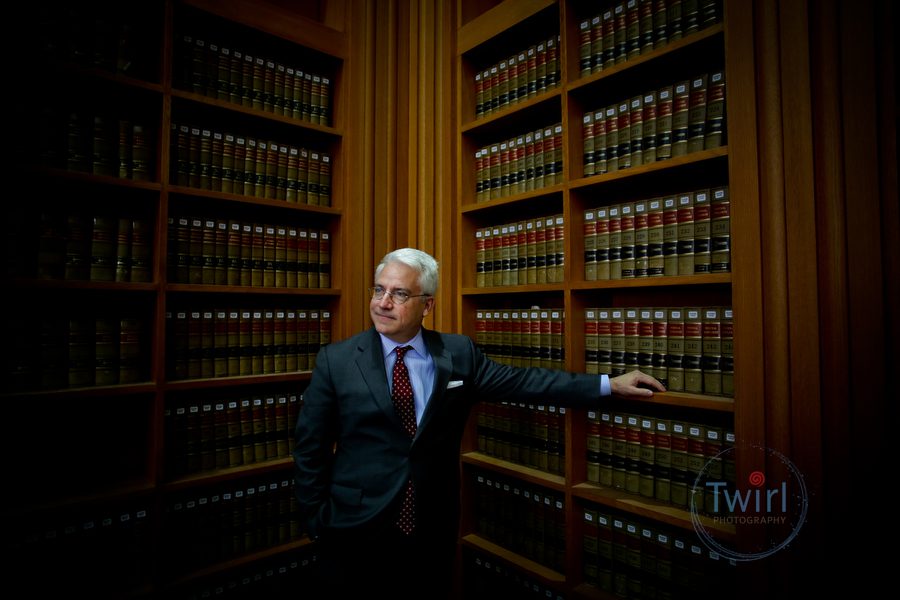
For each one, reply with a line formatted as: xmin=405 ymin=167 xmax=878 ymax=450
xmin=446 ymin=380 xmax=464 ymax=389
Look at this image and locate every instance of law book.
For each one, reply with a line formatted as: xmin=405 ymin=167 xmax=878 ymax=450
xmin=516 ymin=221 xmax=527 ymax=284
xmin=231 ymin=136 xmax=246 ymax=196
xmin=243 ymin=137 xmax=258 ymax=196
xmin=264 ymin=141 xmax=279 ymax=199
xmin=248 ymin=309 xmax=263 ymax=374
xmin=620 ymin=202 xmax=635 ymax=278
xmin=593 ymin=206 xmax=609 ymax=280
xmin=90 ymin=215 xmax=116 ymax=282
xmin=213 ymin=310 xmax=228 ymax=378
xmin=624 ymin=308 xmax=640 ymax=374
xmin=624 ymin=414 xmax=642 ymax=494
xmin=596 ymin=511 xmax=615 ymax=592
xmin=687 ymin=74 xmax=708 ymax=155
xmin=185 ymin=310 xmax=202 ymax=379
xmin=551 ymin=124 xmax=564 ymax=185
xmin=320 ymin=153 xmax=332 ymax=206
xmin=320 ymin=310 xmax=332 ymax=350
xmin=638 ymin=308 xmax=654 ymax=375
xmin=592 ymin=108 xmax=608 ymax=175
xmin=703 ymin=426 xmax=723 ymax=515
xmin=308 ymin=230 xmax=321 ymax=288
xmin=603 ymin=104 xmax=619 ymax=172
xmin=585 ymin=308 xmax=600 ymax=375
xmin=611 ymin=515 xmax=629 ymax=596
xmin=91 ymin=115 xmax=115 ymax=177
xmin=309 ymin=310 xmax=324 ymax=366
xmin=263 ymin=309 xmax=276 ymax=374
xmin=308 ymin=151 xmax=323 ymax=205
xmin=295 ymin=228 xmax=309 ymax=288
xmin=274 ymin=144 xmax=288 ymax=201
xmin=252 ymin=140 xmax=266 ymax=197
xmin=583 ymin=508 xmax=600 ymax=585
xmin=613 ymin=2 xmax=628 ymax=63
xmin=641 ymin=90 xmax=658 ymax=164
xmin=283 ymin=309 xmax=298 ymax=372
xmin=634 ymin=200 xmax=649 ymax=277
xmin=214 ymin=220 xmax=228 ymax=285
xmin=721 ymin=307 xmax=734 ymax=396
xmin=583 ymin=210 xmax=597 ymax=280
xmin=625 ymin=519 xmax=643 ymax=596
xmin=655 ymin=85 xmax=673 ymax=160
xmin=617 ymin=100 xmax=632 ymax=170
xmin=214 ymin=401 xmax=229 ymax=468
xmin=692 ymin=189 xmax=711 ymax=274
xmin=671 ymin=80 xmax=690 ymax=157
xmin=629 ymin=94 xmax=644 ymax=167
xmin=626 ymin=0 xmax=641 ymax=58
xmin=226 ymin=399 xmax=242 ymax=467
xmin=114 ymin=216 xmax=131 ymax=283
xmin=550 ymin=309 xmax=564 ymax=370
xmin=676 ymin=192 xmax=695 ymax=275
xmin=702 ymin=307 xmax=723 ymax=395
xmin=94 ymin=316 xmax=119 ymax=386
xmin=705 ymin=70 xmax=726 ymax=148
xmin=297 ymin=310 xmax=310 ymax=371
xmin=116 ymin=316 xmax=141 ymax=384
xmin=238 ymin=397 xmax=254 ymax=464
xmin=686 ymin=423 xmax=706 ymax=512
xmin=185 ymin=402 xmax=202 ymax=472
xmin=654 ymin=419 xmax=672 ymax=503
xmin=202 ymin=310 xmax=216 ymax=378
xmin=668 ymin=0 xmax=684 ymax=41
xmin=711 ymin=185 xmax=731 ymax=272
xmin=611 ymin=412 xmax=628 ymax=491
xmin=586 ymin=410 xmax=602 ymax=483
xmin=683 ymin=307 xmax=703 ymax=393
xmin=607 ymin=204 xmax=622 ymax=279
xmin=547 ymin=216 xmax=561 ymax=283
xmin=198 ymin=401 xmax=215 ymax=471
xmin=209 ymin=131 xmax=223 ymax=192
xmin=252 ymin=396 xmax=266 ymax=462
xmin=201 ymin=218 xmax=216 ymax=285
xmin=652 ymin=308 xmax=669 ymax=387
xmin=662 ymin=196 xmax=679 ymax=276
xmin=264 ymin=395 xmax=278 ymax=458
xmin=669 ymin=421 xmax=689 ymax=507
xmin=276 ymin=394 xmax=290 ymax=456
xmin=667 ymin=308 xmax=685 ymax=391
xmin=597 ymin=308 xmax=612 ymax=375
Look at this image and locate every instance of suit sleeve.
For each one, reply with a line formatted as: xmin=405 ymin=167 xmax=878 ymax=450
xmin=292 ymin=344 xmax=338 ymax=538
xmin=468 ymin=336 xmax=601 ymax=406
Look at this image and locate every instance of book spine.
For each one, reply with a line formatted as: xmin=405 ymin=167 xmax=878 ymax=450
xmin=702 ymin=307 xmax=723 ymax=395
xmin=683 ymin=307 xmax=703 ymax=393
xmin=721 ymin=307 xmax=734 ymax=397
xmin=662 ymin=196 xmax=678 ymax=276
xmin=667 ymin=308 xmax=684 ymax=391
xmin=693 ymin=188 xmax=711 ymax=274
xmin=652 ymin=308 xmax=669 ymax=387
xmin=654 ymin=419 xmax=672 ymax=503
xmin=705 ymin=70 xmax=726 ymax=149
xmin=597 ymin=309 xmax=612 ymax=375
xmin=687 ymin=73 xmax=708 ymax=153
xmin=676 ymin=192 xmax=695 ymax=275
xmin=620 ymin=202 xmax=635 ymax=278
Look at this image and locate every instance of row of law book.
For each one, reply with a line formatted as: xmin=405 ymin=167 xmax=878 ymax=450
xmin=585 ymin=306 xmax=733 ymax=396
xmin=581 ymin=503 xmax=735 ymax=598
xmin=578 ymin=0 xmax=721 ymax=78
xmin=582 ymin=69 xmax=725 ymax=176
xmin=176 ymin=33 xmax=331 ymax=125
xmin=474 ymin=34 xmax=561 ymax=119
xmin=475 ymin=123 xmax=563 ymax=202
xmin=18 ymin=212 xmax=152 ymax=283
xmin=167 ymin=216 xmax=330 ymax=289
xmin=475 ymin=402 xmax=567 ymax=476
xmin=171 ymin=123 xmax=332 ymax=206
xmin=163 ymin=474 xmax=301 ymax=574
xmin=584 ymin=186 xmax=731 ymax=280
xmin=465 ymin=550 xmax=564 ymax=600
xmin=164 ymin=391 xmax=302 ymax=479
xmin=3 ymin=314 xmax=147 ymax=392
xmin=472 ymin=471 xmax=567 ymax=573
xmin=43 ymin=112 xmax=154 ymax=180
xmin=475 ymin=214 xmax=565 ymax=287
xmin=586 ymin=408 xmax=735 ymax=514
xmin=9 ymin=503 xmax=151 ymax=593
xmin=476 ymin=308 xmax=566 ymax=370
xmin=166 ymin=308 xmax=331 ymax=381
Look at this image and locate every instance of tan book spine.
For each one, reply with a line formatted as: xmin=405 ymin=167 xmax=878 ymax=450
xmin=286 ymin=228 xmax=298 ymax=288
xmin=221 ymin=133 xmax=235 ymax=194
xmin=263 ymin=309 xmax=275 ymax=374
xmin=583 ymin=111 xmax=596 ymax=177
xmin=687 ymin=423 xmax=706 ymax=511
xmin=114 ymin=216 xmax=131 ymax=283
xmin=610 ymin=308 xmax=626 ymax=375
xmin=624 ymin=308 xmax=640 ymax=372
xmin=251 ymin=309 xmax=263 ymax=374
xmin=526 ymin=220 xmax=537 ymax=284
xmin=318 ymin=231 xmax=331 ymax=288
xmin=210 ymin=131 xmax=223 ymax=192
xmin=671 ymin=80 xmax=690 ymax=156
xmin=595 ymin=207 xmax=610 ymax=279
xmin=90 ymin=215 xmax=116 ymax=282
xmin=500 ymin=224 xmax=512 ymax=286
xmin=297 ymin=228 xmax=310 ymax=288
xmin=608 ymin=204 xmax=622 ymax=279
xmin=683 ymin=307 xmax=703 ymax=393
xmin=705 ymin=70 xmax=726 ymax=149
xmin=620 ymin=202 xmax=635 ymax=278
xmin=702 ymin=307 xmax=722 ymax=395
xmin=652 ymin=308 xmax=669 ymax=387
xmin=584 ymin=209 xmax=598 ymax=280
xmin=654 ymin=419 xmax=672 ymax=503
xmin=215 ymin=220 xmax=228 ymax=285
xmin=276 ymin=144 xmax=289 ymax=201
xmin=687 ymin=74 xmax=708 ymax=153
xmin=517 ymin=223 xmax=529 ymax=284
xmin=594 ymin=108 xmax=608 ymax=174
xmin=662 ymin=196 xmax=678 ymax=276
xmin=668 ymin=0 xmax=684 ymax=41
xmin=669 ymin=420 xmax=688 ymax=507
xmin=200 ymin=218 xmax=216 ymax=285
xmin=296 ymin=310 xmax=309 ymax=371
xmin=617 ymin=100 xmax=632 ymax=170
xmin=201 ymin=310 xmax=215 ymax=378
xmin=626 ymin=0 xmax=641 ymax=59
xmin=693 ymin=188 xmax=711 ymax=274
xmin=554 ymin=214 xmax=565 ymax=282
xmin=250 ymin=224 xmax=264 ymax=287
xmin=118 ymin=316 xmax=142 ymax=384
xmin=613 ymin=2 xmax=628 ymax=63
xmin=227 ymin=400 xmax=242 ymax=466
xmin=253 ymin=140 xmax=267 ymax=197
xmin=629 ymin=94 xmax=644 ymax=167
xmin=552 ymin=124 xmax=564 ymax=185
xmin=612 ymin=413 xmax=628 ymax=490
xmin=667 ymin=308 xmax=684 ymax=391
xmin=656 ymin=85 xmax=673 ymax=160
xmin=597 ymin=309 xmax=612 ymax=375
xmin=233 ymin=136 xmax=246 ymax=195
xmin=625 ymin=413 xmax=642 ymax=494
xmin=239 ymin=310 xmax=252 ymax=376
xmin=264 ymin=140 xmax=279 ymax=199
xmin=721 ymin=307 xmax=734 ymax=397
xmin=227 ymin=310 xmax=240 ymax=376
xmin=214 ymin=310 xmax=227 ymax=378
xmin=308 ymin=151 xmax=322 ymax=206
xmin=605 ymin=104 xmax=619 ymax=172
xmin=274 ymin=310 xmax=286 ymax=374
xmin=94 ymin=317 xmax=119 ymax=386
xmin=550 ymin=309 xmax=564 ymax=370
xmin=285 ymin=309 xmax=298 ymax=372
xmin=585 ymin=308 xmax=599 ymax=374
xmin=534 ymin=219 xmax=547 ymax=284
xmin=275 ymin=226 xmax=287 ymax=288
xmin=677 ymin=192 xmax=695 ymax=275
xmin=638 ymin=308 xmax=654 ymax=374
xmin=642 ymin=90 xmax=658 ymax=164
xmin=319 ymin=153 xmax=332 ymax=206
xmin=711 ymin=185 xmax=731 ymax=272
xmin=544 ymin=217 xmax=557 ymax=283
xmin=634 ymin=200 xmax=649 ymax=277
xmin=308 ymin=230 xmax=320 ymax=288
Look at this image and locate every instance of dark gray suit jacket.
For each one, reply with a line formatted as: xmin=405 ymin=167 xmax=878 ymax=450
xmin=292 ymin=326 xmax=599 ymax=545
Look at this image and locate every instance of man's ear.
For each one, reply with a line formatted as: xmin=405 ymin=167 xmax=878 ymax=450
xmin=423 ymin=296 xmax=435 ymax=317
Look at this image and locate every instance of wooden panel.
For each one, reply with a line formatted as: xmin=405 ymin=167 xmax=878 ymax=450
xmin=457 ymin=0 xmax=556 ymax=54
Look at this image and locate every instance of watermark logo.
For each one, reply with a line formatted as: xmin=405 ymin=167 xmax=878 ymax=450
xmin=690 ymin=445 xmax=808 ymax=561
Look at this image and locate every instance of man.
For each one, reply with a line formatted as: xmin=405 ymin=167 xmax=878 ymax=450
xmin=293 ymin=248 xmax=664 ymax=598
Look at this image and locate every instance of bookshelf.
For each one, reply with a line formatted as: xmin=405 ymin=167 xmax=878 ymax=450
xmin=454 ymin=0 xmax=756 ymax=597
xmin=4 ymin=0 xmax=346 ymax=596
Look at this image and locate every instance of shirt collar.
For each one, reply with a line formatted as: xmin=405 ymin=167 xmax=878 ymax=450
xmin=379 ymin=329 xmax=427 ymax=359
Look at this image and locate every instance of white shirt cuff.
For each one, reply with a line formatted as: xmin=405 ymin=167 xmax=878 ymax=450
xmin=600 ymin=374 xmax=611 ymax=397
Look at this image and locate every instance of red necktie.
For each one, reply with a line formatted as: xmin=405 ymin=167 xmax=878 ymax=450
xmin=392 ymin=345 xmax=416 ymax=534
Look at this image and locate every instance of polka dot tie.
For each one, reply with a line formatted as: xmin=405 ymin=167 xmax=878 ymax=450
xmin=392 ymin=345 xmax=416 ymax=535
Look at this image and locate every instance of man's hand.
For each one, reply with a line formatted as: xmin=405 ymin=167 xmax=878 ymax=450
xmin=610 ymin=370 xmax=666 ymax=399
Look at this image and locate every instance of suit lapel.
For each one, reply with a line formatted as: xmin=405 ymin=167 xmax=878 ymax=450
xmin=416 ymin=329 xmax=452 ymax=440
xmin=355 ymin=327 xmax=400 ymax=426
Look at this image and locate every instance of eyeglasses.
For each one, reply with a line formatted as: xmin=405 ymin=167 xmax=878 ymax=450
xmin=369 ymin=285 xmax=431 ymax=305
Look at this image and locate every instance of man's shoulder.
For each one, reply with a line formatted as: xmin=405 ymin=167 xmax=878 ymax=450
xmin=323 ymin=327 xmax=376 ymax=353
xmin=424 ymin=329 xmax=475 ymax=352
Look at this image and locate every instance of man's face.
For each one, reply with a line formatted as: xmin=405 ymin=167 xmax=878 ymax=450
xmin=370 ymin=261 xmax=434 ymax=343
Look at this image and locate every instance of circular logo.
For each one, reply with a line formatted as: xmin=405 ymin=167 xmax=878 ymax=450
xmin=689 ymin=444 xmax=808 ymax=561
